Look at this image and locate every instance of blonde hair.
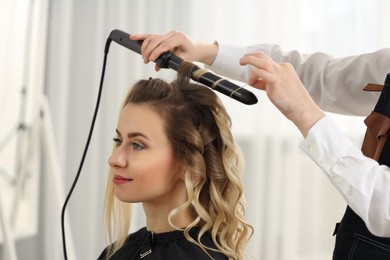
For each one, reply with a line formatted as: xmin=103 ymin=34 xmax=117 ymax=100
xmin=103 ymin=62 xmax=253 ymax=259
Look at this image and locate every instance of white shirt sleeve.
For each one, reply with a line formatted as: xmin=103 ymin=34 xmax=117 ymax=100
xmin=300 ymin=116 xmax=390 ymax=237
xmin=209 ymin=43 xmax=389 ymax=116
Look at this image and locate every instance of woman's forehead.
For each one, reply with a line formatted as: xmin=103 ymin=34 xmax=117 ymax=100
xmin=117 ymin=103 xmax=167 ymax=139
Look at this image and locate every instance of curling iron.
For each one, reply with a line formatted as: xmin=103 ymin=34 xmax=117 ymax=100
xmin=107 ymin=29 xmax=258 ymax=105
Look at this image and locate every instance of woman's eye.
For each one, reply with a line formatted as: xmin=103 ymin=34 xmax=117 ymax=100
xmin=113 ymin=137 xmax=144 ymax=150
xmin=112 ymin=138 xmax=122 ymax=147
xmin=131 ymin=142 xmax=144 ymax=151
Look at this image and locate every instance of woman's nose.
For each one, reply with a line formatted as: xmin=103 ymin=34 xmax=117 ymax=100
xmin=108 ymin=147 xmax=127 ymax=168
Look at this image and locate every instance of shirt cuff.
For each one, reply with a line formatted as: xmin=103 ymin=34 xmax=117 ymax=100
xmin=209 ymin=43 xmax=249 ymax=82
xmin=299 ymin=116 xmax=355 ymax=174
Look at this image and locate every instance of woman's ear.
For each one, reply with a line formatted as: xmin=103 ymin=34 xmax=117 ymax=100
xmin=177 ymin=163 xmax=186 ymax=181
xmin=179 ymin=169 xmax=186 ymax=181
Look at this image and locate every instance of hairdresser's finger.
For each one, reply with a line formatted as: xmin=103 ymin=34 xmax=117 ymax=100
xmin=246 ymin=66 xmax=275 ymax=89
xmin=250 ymin=78 xmax=268 ymax=91
xmin=141 ymin=30 xmax=177 ymax=63
xmin=240 ymin=53 xmax=277 ymax=86
xmin=240 ymin=52 xmax=277 ymax=74
xmin=143 ymin=31 xmax=177 ymax=60
xmin=129 ymin=33 xmax=149 ymax=41
xmin=129 ymin=31 xmax=174 ymax=63
xmin=130 ymin=33 xmax=154 ymax=63
xmin=148 ymin=32 xmax=194 ymax=62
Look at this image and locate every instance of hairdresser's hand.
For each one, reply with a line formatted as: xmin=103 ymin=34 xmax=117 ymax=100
xmin=240 ymin=52 xmax=325 ymax=137
xmin=130 ymin=30 xmax=218 ymax=70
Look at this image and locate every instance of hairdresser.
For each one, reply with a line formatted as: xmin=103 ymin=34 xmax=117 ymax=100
xmin=130 ymin=30 xmax=390 ymax=259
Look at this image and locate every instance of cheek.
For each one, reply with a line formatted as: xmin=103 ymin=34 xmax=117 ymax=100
xmin=134 ymin=153 xmax=179 ymax=182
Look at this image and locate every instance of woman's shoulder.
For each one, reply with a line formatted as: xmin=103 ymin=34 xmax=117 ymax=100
xmin=98 ymin=227 xmax=228 ymax=260
xmin=97 ymin=227 xmax=147 ymax=259
xmin=148 ymin=227 xmax=228 ymax=259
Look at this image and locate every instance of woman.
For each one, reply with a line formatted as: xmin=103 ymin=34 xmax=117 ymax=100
xmin=98 ymin=62 xmax=253 ymax=260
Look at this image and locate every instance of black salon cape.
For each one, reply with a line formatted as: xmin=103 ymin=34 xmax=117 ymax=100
xmin=97 ymin=227 xmax=228 ymax=260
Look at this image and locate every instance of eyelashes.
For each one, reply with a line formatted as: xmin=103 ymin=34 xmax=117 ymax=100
xmin=112 ymin=137 xmax=145 ymax=151
xmin=112 ymin=137 xmax=122 ymax=147
xmin=131 ymin=142 xmax=144 ymax=151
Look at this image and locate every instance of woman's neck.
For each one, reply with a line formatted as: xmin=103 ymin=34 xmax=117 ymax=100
xmin=144 ymin=205 xmax=195 ymax=233
xmin=142 ymin=190 xmax=195 ymax=233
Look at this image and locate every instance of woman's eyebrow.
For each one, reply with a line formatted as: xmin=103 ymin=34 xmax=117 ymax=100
xmin=127 ymin=132 xmax=150 ymax=140
xmin=116 ymin=129 xmax=150 ymax=140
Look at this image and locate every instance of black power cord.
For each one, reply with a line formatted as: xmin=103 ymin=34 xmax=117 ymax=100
xmin=61 ymin=38 xmax=112 ymax=260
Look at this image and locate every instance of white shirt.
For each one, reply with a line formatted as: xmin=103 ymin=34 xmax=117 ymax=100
xmin=210 ymin=43 xmax=390 ymax=237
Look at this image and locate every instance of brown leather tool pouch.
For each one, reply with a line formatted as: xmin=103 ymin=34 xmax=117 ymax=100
xmin=361 ymin=111 xmax=390 ymax=161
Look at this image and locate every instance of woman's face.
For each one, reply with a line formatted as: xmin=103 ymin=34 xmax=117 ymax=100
xmin=108 ymin=103 xmax=184 ymax=205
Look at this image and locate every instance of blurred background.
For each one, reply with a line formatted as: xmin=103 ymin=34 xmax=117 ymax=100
xmin=1 ymin=0 xmax=389 ymax=259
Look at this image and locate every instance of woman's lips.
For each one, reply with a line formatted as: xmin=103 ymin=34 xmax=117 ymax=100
xmin=113 ymin=175 xmax=133 ymax=185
